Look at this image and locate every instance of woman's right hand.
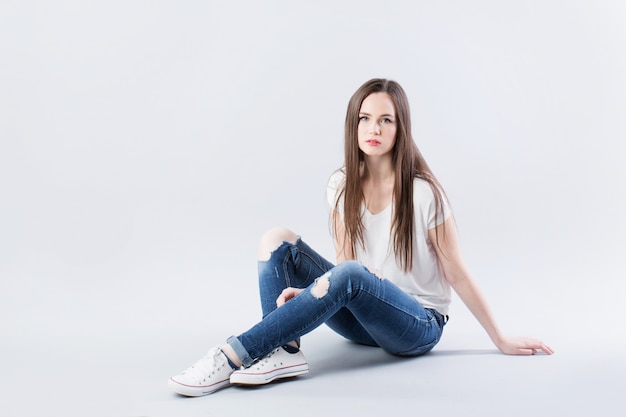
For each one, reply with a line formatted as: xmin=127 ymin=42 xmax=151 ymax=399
xmin=276 ymin=287 xmax=305 ymax=307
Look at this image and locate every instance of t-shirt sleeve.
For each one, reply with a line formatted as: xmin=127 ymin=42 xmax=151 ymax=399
xmin=414 ymin=179 xmax=451 ymax=230
xmin=326 ymin=169 xmax=345 ymax=213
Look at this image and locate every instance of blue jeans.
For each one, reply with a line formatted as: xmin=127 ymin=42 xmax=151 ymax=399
xmin=227 ymin=238 xmax=446 ymax=368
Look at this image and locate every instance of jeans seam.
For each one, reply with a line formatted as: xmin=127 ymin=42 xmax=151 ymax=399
xmin=356 ymin=284 xmax=432 ymax=324
xmin=295 ymin=245 xmax=333 ymax=273
xmin=284 ymin=241 xmax=333 ymax=288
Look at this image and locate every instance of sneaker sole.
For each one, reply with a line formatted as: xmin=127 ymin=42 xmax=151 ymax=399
xmin=230 ymin=363 xmax=309 ymax=385
xmin=168 ymin=377 xmax=231 ymax=396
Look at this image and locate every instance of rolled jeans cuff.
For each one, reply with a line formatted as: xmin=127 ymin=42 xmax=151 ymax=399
xmin=226 ymin=335 xmax=254 ymax=368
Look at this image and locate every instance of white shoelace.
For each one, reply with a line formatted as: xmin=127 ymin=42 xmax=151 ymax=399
xmin=253 ymin=348 xmax=281 ymax=369
xmin=183 ymin=347 xmax=226 ymax=382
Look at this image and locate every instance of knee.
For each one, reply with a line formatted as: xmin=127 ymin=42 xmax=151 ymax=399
xmin=258 ymin=227 xmax=298 ymax=261
xmin=332 ymin=261 xmax=379 ymax=287
xmin=311 ymin=261 xmax=368 ymax=298
xmin=333 ymin=260 xmax=365 ymax=276
xmin=325 ymin=261 xmax=367 ymax=287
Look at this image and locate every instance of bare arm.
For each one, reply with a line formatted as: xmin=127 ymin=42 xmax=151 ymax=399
xmin=429 ymin=216 xmax=553 ymax=355
xmin=332 ymin=209 xmax=354 ymax=264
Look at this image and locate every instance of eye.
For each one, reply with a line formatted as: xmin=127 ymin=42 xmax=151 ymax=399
xmin=381 ymin=118 xmax=393 ymax=124
xmin=358 ymin=116 xmax=368 ymax=122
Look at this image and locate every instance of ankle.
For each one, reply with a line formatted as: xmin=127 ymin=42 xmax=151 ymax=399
xmin=220 ymin=344 xmax=243 ymax=369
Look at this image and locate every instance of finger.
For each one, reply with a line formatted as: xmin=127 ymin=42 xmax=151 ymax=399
xmin=276 ymin=287 xmax=298 ymax=307
xmin=527 ymin=339 xmax=554 ymax=354
xmin=276 ymin=289 xmax=289 ymax=307
xmin=516 ymin=347 xmax=536 ymax=355
xmin=537 ymin=343 xmax=554 ymax=355
xmin=526 ymin=340 xmax=554 ymax=355
xmin=276 ymin=295 xmax=285 ymax=307
xmin=276 ymin=295 xmax=289 ymax=307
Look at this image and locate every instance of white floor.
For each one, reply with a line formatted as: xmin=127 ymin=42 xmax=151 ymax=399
xmin=2 ymin=223 xmax=623 ymax=417
xmin=1 ymin=304 xmax=623 ymax=417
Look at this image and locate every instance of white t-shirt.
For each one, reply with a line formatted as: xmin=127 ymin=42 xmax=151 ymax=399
xmin=327 ymin=170 xmax=452 ymax=315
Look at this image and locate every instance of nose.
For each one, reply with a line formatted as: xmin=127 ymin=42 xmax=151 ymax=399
xmin=369 ymin=121 xmax=381 ymax=135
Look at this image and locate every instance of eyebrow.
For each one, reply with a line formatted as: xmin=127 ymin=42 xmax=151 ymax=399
xmin=359 ymin=112 xmax=395 ymax=118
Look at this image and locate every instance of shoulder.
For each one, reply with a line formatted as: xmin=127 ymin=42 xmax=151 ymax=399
xmin=412 ymin=176 xmax=433 ymax=192
xmin=327 ymin=168 xmax=346 ymax=190
xmin=327 ymin=168 xmax=346 ymax=208
xmin=412 ymin=177 xmax=438 ymax=203
xmin=412 ymin=176 xmax=451 ymax=228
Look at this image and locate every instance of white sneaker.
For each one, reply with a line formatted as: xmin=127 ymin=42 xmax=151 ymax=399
xmin=168 ymin=346 xmax=234 ymax=396
xmin=229 ymin=346 xmax=309 ymax=385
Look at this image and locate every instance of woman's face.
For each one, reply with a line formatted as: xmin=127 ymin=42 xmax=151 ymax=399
xmin=357 ymin=92 xmax=397 ymax=159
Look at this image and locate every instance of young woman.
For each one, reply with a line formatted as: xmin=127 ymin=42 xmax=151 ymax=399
xmin=168 ymin=78 xmax=553 ymax=397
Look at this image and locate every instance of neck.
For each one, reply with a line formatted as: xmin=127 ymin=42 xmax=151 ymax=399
xmin=362 ymin=155 xmax=394 ymax=183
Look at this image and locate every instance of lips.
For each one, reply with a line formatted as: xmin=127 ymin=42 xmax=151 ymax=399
xmin=365 ymin=139 xmax=381 ymax=146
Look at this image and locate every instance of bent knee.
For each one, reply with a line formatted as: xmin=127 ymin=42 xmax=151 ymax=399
xmin=311 ymin=271 xmax=332 ymax=298
xmin=331 ymin=261 xmax=380 ymax=286
xmin=258 ymin=227 xmax=298 ymax=261
xmin=333 ymin=260 xmax=365 ymax=275
xmin=310 ymin=262 xmax=374 ymax=299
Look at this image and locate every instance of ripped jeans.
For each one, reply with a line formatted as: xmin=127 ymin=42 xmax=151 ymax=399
xmin=227 ymin=238 xmax=446 ymax=368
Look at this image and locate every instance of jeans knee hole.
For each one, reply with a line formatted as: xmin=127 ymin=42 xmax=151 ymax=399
xmin=311 ymin=272 xmax=331 ymax=298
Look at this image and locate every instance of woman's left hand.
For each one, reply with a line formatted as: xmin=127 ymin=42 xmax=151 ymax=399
xmin=496 ymin=336 xmax=554 ymax=355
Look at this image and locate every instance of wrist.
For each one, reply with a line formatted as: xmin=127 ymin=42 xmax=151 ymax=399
xmin=491 ymin=331 xmax=506 ymax=349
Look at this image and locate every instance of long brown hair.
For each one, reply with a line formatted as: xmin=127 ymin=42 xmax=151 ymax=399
xmin=333 ymin=78 xmax=448 ymax=271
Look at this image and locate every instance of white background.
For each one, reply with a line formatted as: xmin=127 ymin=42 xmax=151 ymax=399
xmin=1 ymin=1 xmax=625 ymax=416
